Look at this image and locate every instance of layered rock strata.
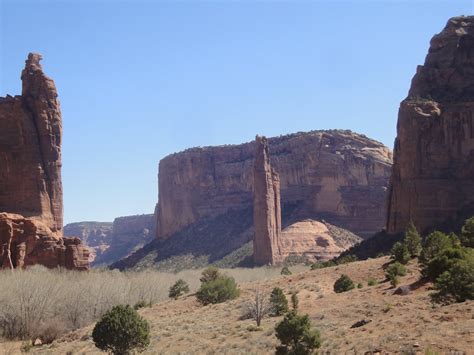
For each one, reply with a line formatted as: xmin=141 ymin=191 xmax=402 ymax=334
xmin=156 ymin=130 xmax=392 ymax=240
xmin=387 ymin=16 xmax=474 ymax=234
xmin=253 ymin=136 xmax=283 ymax=265
xmin=0 ymin=53 xmax=89 ymax=269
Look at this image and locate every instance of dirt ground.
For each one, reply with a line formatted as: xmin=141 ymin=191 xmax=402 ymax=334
xmin=1 ymin=257 xmax=473 ymax=354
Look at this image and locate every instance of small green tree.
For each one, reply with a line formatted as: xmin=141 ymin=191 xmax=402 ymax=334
xmin=333 ymin=274 xmax=355 ymax=293
xmin=404 ymin=222 xmax=422 ymax=257
xmin=433 ymin=254 xmax=474 ymax=302
xmin=423 ymin=246 xmax=467 ymax=280
xmin=200 ymin=266 xmax=221 ymax=284
xmin=385 ymin=262 xmax=407 ymax=287
xmin=460 ymin=216 xmax=474 ymax=248
xmin=275 ymin=311 xmax=321 ymax=354
xmin=168 ymin=279 xmax=190 ymax=300
xmin=196 ymin=275 xmax=240 ymax=305
xmin=420 ymin=231 xmax=459 ymax=267
xmin=390 ymin=241 xmax=410 ymax=264
xmin=92 ymin=305 xmax=150 ymax=355
xmin=290 ymin=292 xmax=299 ymax=312
xmin=281 ymin=266 xmax=292 ymax=276
xmin=269 ymin=287 xmax=289 ymax=316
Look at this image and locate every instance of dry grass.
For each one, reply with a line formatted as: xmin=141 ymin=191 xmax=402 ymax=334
xmin=1 ymin=258 xmax=473 ymax=354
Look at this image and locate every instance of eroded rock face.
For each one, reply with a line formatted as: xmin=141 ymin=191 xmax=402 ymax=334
xmin=64 ymin=214 xmax=155 ymax=266
xmin=0 ymin=213 xmax=89 ymax=270
xmin=0 ymin=53 xmax=63 ymax=233
xmin=0 ymin=53 xmax=89 ymax=269
xmin=156 ymin=130 xmax=392 ymax=240
xmin=280 ymin=220 xmax=362 ymax=262
xmin=253 ymin=136 xmax=283 ymax=265
xmin=387 ymin=16 xmax=474 ymax=234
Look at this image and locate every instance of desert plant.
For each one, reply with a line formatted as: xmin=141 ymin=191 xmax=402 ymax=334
xmin=432 ymin=255 xmax=474 ymax=303
xmin=200 ymin=266 xmax=221 ymax=283
xmin=274 ymin=310 xmax=321 ymax=354
xmin=281 ymin=266 xmax=292 ymax=276
xmin=290 ymin=292 xmax=299 ymax=313
xmin=423 ymin=246 xmax=469 ymax=280
xmin=357 ymin=283 xmax=363 ymax=289
xmin=196 ymin=275 xmax=240 ymax=305
xmin=404 ymin=222 xmax=422 ymax=257
xmin=310 ymin=260 xmax=336 ymax=270
xmin=168 ymin=279 xmax=190 ymax=300
xmin=133 ymin=300 xmax=150 ymax=310
xmin=460 ymin=216 xmax=474 ymax=248
xmin=367 ymin=278 xmax=378 ymax=286
xmin=243 ymin=288 xmax=269 ymax=326
xmin=420 ymin=231 xmax=459 ymax=267
xmin=333 ymin=274 xmax=355 ymax=293
xmin=92 ymin=305 xmax=150 ymax=355
xmin=269 ymin=287 xmax=289 ymax=316
xmin=385 ymin=262 xmax=407 ymax=287
xmin=390 ymin=241 xmax=410 ymax=264
xmin=337 ymin=254 xmax=358 ymax=264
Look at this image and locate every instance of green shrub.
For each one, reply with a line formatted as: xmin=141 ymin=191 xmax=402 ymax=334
xmin=290 ymin=292 xmax=299 ymax=312
xmin=390 ymin=242 xmax=410 ymax=264
xmin=199 ymin=266 xmax=221 ymax=284
xmin=275 ymin=311 xmax=321 ymax=354
xmin=357 ymin=283 xmax=363 ymax=289
xmin=367 ymin=278 xmax=378 ymax=286
xmin=92 ymin=305 xmax=150 ymax=355
xmin=168 ymin=279 xmax=190 ymax=300
xmin=432 ymin=254 xmax=474 ymax=302
xmin=460 ymin=216 xmax=474 ymax=248
xmin=385 ymin=262 xmax=407 ymax=287
xmin=333 ymin=274 xmax=355 ymax=293
xmin=269 ymin=287 xmax=289 ymax=316
xmin=423 ymin=246 xmax=468 ymax=280
xmin=404 ymin=222 xmax=422 ymax=257
xmin=420 ymin=231 xmax=459 ymax=267
xmin=133 ymin=300 xmax=150 ymax=310
xmin=196 ymin=275 xmax=240 ymax=305
xmin=281 ymin=266 xmax=292 ymax=276
xmin=337 ymin=255 xmax=358 ymax=264
xmin=310 ymin=260 xmax=336 ymax=270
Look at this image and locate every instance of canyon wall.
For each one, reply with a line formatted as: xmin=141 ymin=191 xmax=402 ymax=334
xmin=0 ymin=53 xmax=89 ymax=269
xmin=156 ymin=130 xmax=393 ymax=240
xmin=65 ymin=214 xmax=155 ymax=266
xmin=387 ymin=16 xmax=474 ymax=234
xmin=253 ymin=136 xmax=283 ymax=265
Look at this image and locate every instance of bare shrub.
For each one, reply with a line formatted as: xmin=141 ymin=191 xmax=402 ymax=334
xmin=242 ymin=288 xmax=270 ymax=326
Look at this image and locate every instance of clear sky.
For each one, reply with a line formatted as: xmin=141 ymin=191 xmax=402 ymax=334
xmin=1 ymin=0 xmax=472 ymax=224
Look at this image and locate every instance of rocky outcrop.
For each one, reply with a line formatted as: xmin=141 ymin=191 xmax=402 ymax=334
xmin=65 ymin=214 xmax=155 ymax=266
xmin=387 ymin=16 xmax=474 ymax=234
xmin=156 ymin=130 xmax=392 ymax=240
xmin=253 ymin=136 xmax=283 ymax=265
xmin=280 ymin=220 xmax=362 ymax=262
xmin=0 ymin=53 xmax=89 ymax=269
xmin=0 ymin=53 xmax=63 ymax=233
xmin=0 ymin=213 xmax=89 ymax=270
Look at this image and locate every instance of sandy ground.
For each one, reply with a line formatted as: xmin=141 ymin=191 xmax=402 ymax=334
xmin=1 ymin=257 xmax=473 ymax=354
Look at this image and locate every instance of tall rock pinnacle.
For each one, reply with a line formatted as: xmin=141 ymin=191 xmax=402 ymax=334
xmin=253 ymin=135 xmax=283 ymax=265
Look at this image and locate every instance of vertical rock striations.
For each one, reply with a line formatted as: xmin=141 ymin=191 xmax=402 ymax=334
xmin=253 ymin=136 xmax=283 ymax=265
xmin=0 ymin=53 xmax=89 ymax=269
xmin=387 ymin=16 xmax=474 ymax=234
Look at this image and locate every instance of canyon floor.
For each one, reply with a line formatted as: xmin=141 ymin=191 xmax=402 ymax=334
xmin=2 ymin=257 xmax=473 ymax=354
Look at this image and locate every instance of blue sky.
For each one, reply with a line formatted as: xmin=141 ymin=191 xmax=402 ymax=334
xmin=1 ymin=0 xmax=472 ymax=223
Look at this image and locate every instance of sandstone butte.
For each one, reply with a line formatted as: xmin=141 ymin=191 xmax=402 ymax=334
xmin=253 ymin=136 xmax=362 ymax=265
xmin=155 ymin=130 xmax=393 ymax=243
xmin=387 ymin=16 xmax=474 ymax=234
xmin=0 ymin=53 xmax=89 ymax=270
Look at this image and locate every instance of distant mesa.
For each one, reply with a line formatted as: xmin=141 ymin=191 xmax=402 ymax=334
xmin=0 ymin=53 xmax=90 ymax=270
xmin=387 ymin=16 xmax=474 ymax=235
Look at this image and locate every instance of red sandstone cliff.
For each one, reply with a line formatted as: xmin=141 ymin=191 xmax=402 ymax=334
xmin=387 ymin=16 xmax=474 ymax=234
xmin=156 ymin=130 xmax=392 ymax=240
xmin=0 ymin=53 xmax=89 ymax=270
